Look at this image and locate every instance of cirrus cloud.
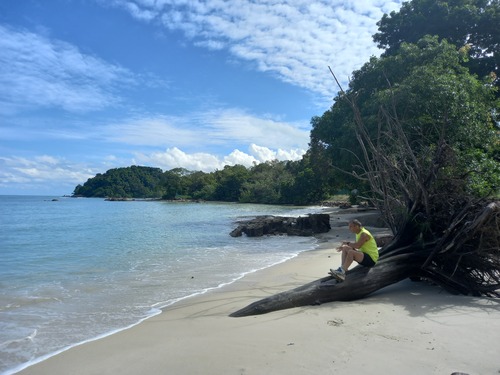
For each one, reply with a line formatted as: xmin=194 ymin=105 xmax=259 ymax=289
xmin=0 ymin=24 xmax=135 ymax=115
xmin=111 ymin=0 xmax=402 ymax=100
xmin=101 ymin=108 xmax=310 ymax=151
xmin=0 ymin=155 xmax=98 ymax=194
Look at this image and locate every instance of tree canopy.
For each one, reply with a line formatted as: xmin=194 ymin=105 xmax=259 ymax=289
xmin=307 ymin=11 xmax=500 ymax=297
xmin=310 ymin=0 xmax=500 ymax=206
xmin=73 ymin=166 xmax=166 ymax=198
xmin=374 ymin=0 xmax=500 ymax=92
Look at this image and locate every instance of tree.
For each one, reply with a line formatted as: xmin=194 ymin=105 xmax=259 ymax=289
xmin=183 ymin=171 xmax=217 ymax=200
xmin=161 ymin=169 xmax=183 ymax=199
xmin=240 ymin=160 xmax=294 ymax=204
xmin=212 ymin=165 xmax=250 ymax=202
xmin=230 ymin=37 xmax=500 ymax=317
xmin=374 ymin=0 xmax=500 ymax=92
xmin=309 ymin=106 xmax=368 ymax=196
xmin=72 ymin=166 xmax=165 ymax=198
xmin=72 ymin=161 xmax=331 ymax=204
xmin=279 ymin=155 xmax=331 ymax=205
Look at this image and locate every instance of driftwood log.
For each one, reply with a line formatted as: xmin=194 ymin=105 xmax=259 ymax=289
xmin=230 ymin=247 xmax=424 ymax=317
xmin=230 ymin=201 xmax=500 ymax=317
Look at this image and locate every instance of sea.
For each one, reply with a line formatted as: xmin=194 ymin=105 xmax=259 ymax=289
xmin=0 ymin=195 xmax=325 ymax=374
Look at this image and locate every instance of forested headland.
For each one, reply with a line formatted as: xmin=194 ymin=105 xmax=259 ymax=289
xmin=72 ymin=161 xmax=331 ymax=205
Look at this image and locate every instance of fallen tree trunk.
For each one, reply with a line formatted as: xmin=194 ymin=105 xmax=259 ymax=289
xmin=246 ymin=67 xmax=500 ymax=319
xmin=230 ymin=249 xmax=427 ymax=317
xmin=230 ymin=202 xmax=500 ymax=317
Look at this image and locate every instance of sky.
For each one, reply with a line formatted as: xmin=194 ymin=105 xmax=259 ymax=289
xmin=0 ymin=0 xmax=403 ymax=196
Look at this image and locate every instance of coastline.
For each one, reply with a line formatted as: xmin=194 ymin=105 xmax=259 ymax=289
xmin=16 ymin=209 xmax=500 ymax=375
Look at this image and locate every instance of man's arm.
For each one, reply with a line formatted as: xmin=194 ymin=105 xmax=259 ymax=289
xmin=345 ymin=232 xmax=371 ymax=249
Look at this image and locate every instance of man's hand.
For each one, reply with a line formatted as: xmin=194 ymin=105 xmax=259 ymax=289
xmin=337 ymin=244 xmax=350 ymax=252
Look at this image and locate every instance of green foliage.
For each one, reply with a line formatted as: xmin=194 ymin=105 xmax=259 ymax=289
xmin=315 ymin=35 xmax=499 ymax=237
xmin=279 ymin=155 xmax=332 ymax=205
xmin=309 ymin=106 xmax=365 ymax=193
xmin=161 ymin=169 xmax=183 ymax=199
xmin=73 ymin=166 xmax=165 ymax=198
xmin=239 ymin=161 xmax=290 ymax=204
xmin=72 ymin=159 xmax=335 ymax=204
xmin=314 ymin=35 xmax=499 ymax=205
xmin=376 ymin=37 xmax=499 ymax=199
xmin=212 ymin=165 xmax=251 ymax=202
xmin=369 ymin=0 xmax=500 ymax=200
xmin=183 ymin=171 xmax=217 ymax=200
xmin=374 ymin=0 xmax=500 ymax=92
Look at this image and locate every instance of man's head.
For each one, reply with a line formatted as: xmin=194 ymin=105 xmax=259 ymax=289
xmin=348 ymin=219 xmax=362 ymax=234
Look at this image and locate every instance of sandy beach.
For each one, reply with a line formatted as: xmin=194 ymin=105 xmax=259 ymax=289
xmin=17 ymin=210 xmax=500 ymax=375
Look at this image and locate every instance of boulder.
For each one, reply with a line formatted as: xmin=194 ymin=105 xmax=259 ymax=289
xmin=230 ymin=214 xmax=331 ymax=237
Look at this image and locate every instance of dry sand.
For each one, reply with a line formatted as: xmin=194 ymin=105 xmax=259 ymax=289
xmin=17 ymin=210 xmax=500 ymax=375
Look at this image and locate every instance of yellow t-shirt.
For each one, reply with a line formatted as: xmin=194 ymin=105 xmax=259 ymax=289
xmin=356 ymin=227 xmax=379 ymax=263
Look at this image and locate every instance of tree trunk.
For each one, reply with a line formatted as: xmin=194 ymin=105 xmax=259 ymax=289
xmin=230 ymin=202 xmax=499 ymax=317
xmin=230 ymin=250 xmax=427 ymax=317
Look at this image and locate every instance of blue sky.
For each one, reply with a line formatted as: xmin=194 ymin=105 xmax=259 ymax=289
xmin=0 ymin=0 xmax=402 ymax=195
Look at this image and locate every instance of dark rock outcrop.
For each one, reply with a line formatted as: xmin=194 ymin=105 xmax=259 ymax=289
xmin=230 ymin=214 xmax=331 ymax=237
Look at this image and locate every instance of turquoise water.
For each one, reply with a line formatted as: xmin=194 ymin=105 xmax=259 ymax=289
xmin=0 ymin=196 xmax=322 ymax=374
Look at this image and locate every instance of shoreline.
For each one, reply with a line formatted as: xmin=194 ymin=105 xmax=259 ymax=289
xmin=16 ymin=209 xmax=500 ymax=375
xmin=12 ymin=207 xmax=344 ymax=375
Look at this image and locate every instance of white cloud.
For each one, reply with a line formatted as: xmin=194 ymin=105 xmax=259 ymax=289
xmin=102 ymin=108 xmax=310 ymax=150
xmin=1 ymin=156 xmax=94 ymax=182
xmin=248 ymin=144 xmax=276 ymax=162
xmin=248 ymin=144 xmax=305 ymax=162
xmin=194 ymin=39 xmax=225 ymax=50
xmin=203 ymin=109 xmax=310 ymax=150
xmin=0 ymin=155 xmax=98 ymax=194
xmin=135 ymin=147 xmax=223 ymax=171
xmin=223 ymin=149 xmax=259 ymax=167
xmin=113 ymin=0 xmax=403 ymax=101
xmin=121 ymin=1 xmax=157 ymax=21
xmin=103 ymin=116 xmax=198 ymax=146
xmin=134 ymin=143 xmax=305 ymax=172
xmin=0 ymin=24 xmax=135 ymax=115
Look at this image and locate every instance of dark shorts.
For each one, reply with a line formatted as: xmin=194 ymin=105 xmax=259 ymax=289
xmin=359 ymin=253 xmax=376 ymax=267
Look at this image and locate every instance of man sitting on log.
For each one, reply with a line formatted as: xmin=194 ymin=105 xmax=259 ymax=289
xmin=329 ymin=219 xmax=379 ymax=281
